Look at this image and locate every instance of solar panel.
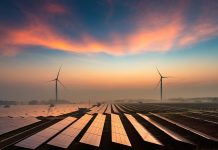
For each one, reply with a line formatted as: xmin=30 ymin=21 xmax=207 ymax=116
xmin=124 ymin=114 xmax=162 ymax=146
xmin=180 ymin=114 xmax=218 ymax=125
xmin=120 ymin=105 xmax=134 ymax=112
xmin=0 ymin=104 xmax=89 ymax=117
xmin=0 ymin=117 xmax=39 ymax=135
xmin=80 ymin=114 xmax=105 ymax=147
xmin=138 ymin=113 xmax=194 ymax=144
xmin=112 ymin=104 xmax=119 ymax=113
xmin=97 ymin=104 xmax=108 ymax=114
xmin=111 ymin=114 xmax=131 ymax=146
xmin=105 ymin=104 xmax=111 ymax=114
xmin=87 ymin=105 xmax=102 ymax=114
xmin=115 ymin=105 xmax=127 ymax=113
xmin=48 ymin=114 xmax=93 ymax=148
xmin=15 ymin=117 xmax=77 ymax=149
xmin=150 ymin=113 xmax=218 ymax=141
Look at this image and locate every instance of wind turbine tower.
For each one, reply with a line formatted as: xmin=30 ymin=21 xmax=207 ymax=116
xmin=156 ymin=67 xmax=170 ymax=102
xmin=49 ymin=66 xmax=65 ymax=103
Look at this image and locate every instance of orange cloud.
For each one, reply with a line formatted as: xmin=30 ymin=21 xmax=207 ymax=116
xmin=9 ymin=24 xmax=125 ymax=55
xmin=127 ymin=20 xmax=183 ymax=53
xmin=178 ymin=22 xmax=218 ymax=46
xmin=0 ymin=1 xmax=217 ymax=56
xmin=0 ymin=0 xmax=187 ymax=56
xmin=0 ymin=17 xmax=184 ymax=56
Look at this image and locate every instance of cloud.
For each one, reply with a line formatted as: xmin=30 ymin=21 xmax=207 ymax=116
xmin=127 ymin=20 xmax=183 ymax=53
xmin=1 ymin=0 xmax=218 ymax=56
xmin=0 ymin=23 xmax=181 ymax=56
xmin=178 ymin=22 xmax=218 ymax=46
xmin=0 ymin=19 xmax=121 ymax=55
xmin=178 ymin=2 xmax=218 ymax=47
xmin=0 ymin=14 xmax=184 ymax=56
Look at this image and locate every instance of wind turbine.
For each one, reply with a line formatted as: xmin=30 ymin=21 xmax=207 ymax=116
xmin=155 ymin=67 xmax=170 ymax=102
xmin=49 ymin=66 xmax=65 ymax=105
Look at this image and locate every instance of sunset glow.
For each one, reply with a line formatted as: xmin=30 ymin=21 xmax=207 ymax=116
xmin=0 ymin=0 xmax=218 ymax=101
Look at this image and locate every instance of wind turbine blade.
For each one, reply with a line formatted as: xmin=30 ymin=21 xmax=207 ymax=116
xmin=57 ymin=65 xmax=62 ymax=79
xmin=47 ymin=79 xmax=56 ymax=82
xmin=58 ymin=80 xmax=66 ymax=89
xmin=163 ymin=76 xmax=174 ymax=78
xmin=154 ymin=79 xmax=161 ymax=90
xmin=156 ymin=66 xmax=162 ymax=77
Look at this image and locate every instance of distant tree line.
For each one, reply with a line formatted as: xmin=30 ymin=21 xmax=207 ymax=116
xmin=168 ymin=97 xmax=218 ymax=103
xmin=28 ymin=99 xmax=72 ymax=105
xmin=0 ymin=100 xmax=16 ymax=105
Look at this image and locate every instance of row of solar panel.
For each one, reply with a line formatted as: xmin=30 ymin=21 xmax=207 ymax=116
xmin=0 ymin=104 xmax=123 ymax=136
xmin=2 ymin=104 xmax=216 ymax=149
xmin=0 ymin=104 xmax=90 ymax=117
xmin=16 ymin=117 xmax=77 ymax=149
xmin=87 ymin=104 xmax=126 ymax=114
xmin=5 ymin=103 xmax=215 ymax=149
xmin=111 ymin=114 xmax=131 ymax=146
xmin=88 ymin=104 xmax=107 ymax=114
xmin=119 ymin=104 xmax=218 ymax=143
xmin=0 ymin=117 xmax=40 ymax=135
xmin=14 ymin=113 xmax=164 ymax=149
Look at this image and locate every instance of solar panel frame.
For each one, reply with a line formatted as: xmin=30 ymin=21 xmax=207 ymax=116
xmin=80 ymin=114 xmax=105 ymax=147
xmin=111 ymin=114 xmax=131 ymax=147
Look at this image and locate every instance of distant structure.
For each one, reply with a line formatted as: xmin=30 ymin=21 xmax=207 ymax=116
xmin=156 ymin=67 xmax=170 ymax=102
xmin=49 ymin=66 xmax=65 ymax=104
xmin=0 ymin=100 xmax=16 ymax=106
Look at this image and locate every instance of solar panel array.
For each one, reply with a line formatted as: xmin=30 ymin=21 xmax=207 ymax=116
xmin=138 ymin=113 xmax=192 ymax=144
xmin=0 ymin=105 xmax=48 ymax=117
xmin=124 ymin=114 xmax=162 ymax=146
xmin=46 ymin=105 xmax=78 ymax=116
xmin=15 ymin=117 xmax=77 ymax=149
xmin=1 ymin=103 xmax=218 ymax=150
xmin=80 ymin=114 xmax=106 ymax=147
xmin=0 ymin=117 xmax=39 ymax=135
xmin=181 ymin=113 xmax=218 ymax=125
xmin=111 ymin=114 xmax=131 ymax=146
xmin=0 ymin=104 xmax=89 ymax=117
xmin=48 ymin=114 xmax=93 ymax=148
xmin=150 ymin=113 xmax=218 ymax=141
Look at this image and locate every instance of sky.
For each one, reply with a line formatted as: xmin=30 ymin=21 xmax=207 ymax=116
xmin=0 ymin=0 xmax=218 ymax=102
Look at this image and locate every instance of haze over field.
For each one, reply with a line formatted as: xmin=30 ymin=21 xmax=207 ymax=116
xmin=0 ymin=0 xmax=218 ymax=101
